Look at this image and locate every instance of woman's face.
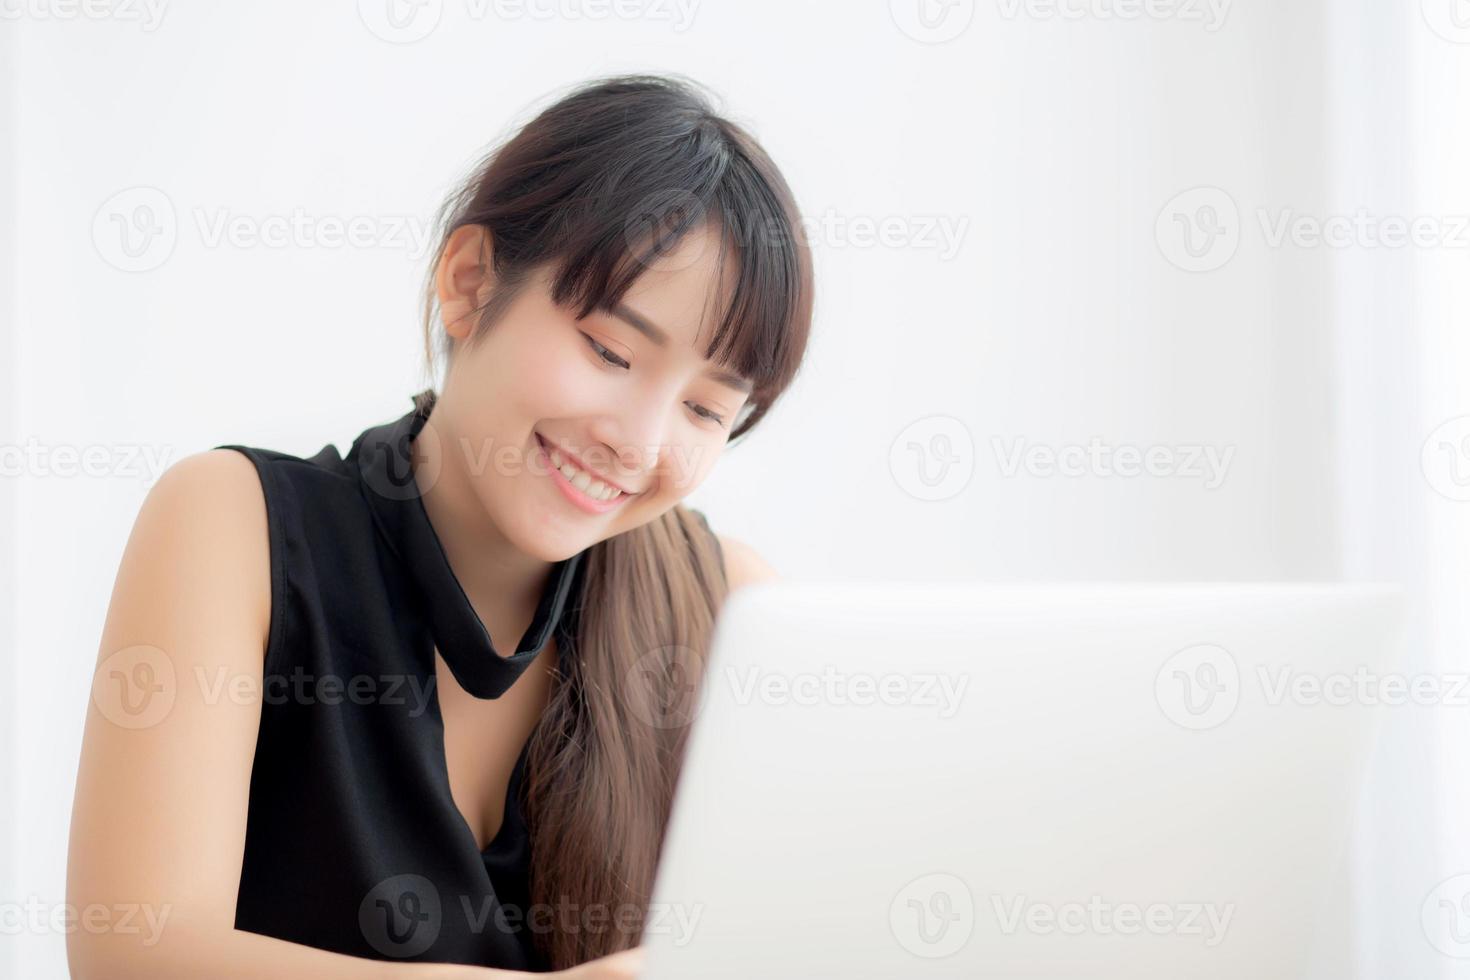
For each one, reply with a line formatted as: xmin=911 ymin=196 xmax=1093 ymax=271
xmin=432 ymin=221 xmax=750 ymax=561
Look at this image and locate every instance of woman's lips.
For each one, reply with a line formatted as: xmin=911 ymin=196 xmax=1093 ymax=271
xmin=535 ymin=433 xmax=636 ymax=515
xmin=536 ymin=433 xmax=637 ymax=494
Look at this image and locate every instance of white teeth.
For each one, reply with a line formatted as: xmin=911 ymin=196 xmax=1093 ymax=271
xmin=548 ymin=447 xmax=622 ymax=501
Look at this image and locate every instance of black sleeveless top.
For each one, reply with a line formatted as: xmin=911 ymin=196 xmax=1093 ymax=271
xmin=213 ymin=392 xmax=709 ymax=971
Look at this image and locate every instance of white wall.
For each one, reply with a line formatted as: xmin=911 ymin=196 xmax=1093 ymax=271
xmin=1407 ymin=5 xmax=1470 ymax=978
xmin=4 ymin=1 xmax=1443 ymax=976
xmin=1327 ymin=3 xmax=1432 ymax=975
xmin=1 ymin=16 xmax=18 ymax=980
xmin=1326 ymin=3 xmax=1470 ymax=977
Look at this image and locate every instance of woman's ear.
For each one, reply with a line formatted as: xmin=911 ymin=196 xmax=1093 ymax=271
xmin=435 ymin=224 xmax=494 ymax=341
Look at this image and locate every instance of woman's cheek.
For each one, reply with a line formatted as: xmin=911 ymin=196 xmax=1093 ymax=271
xmin=662 ymin=441 xmax=715 ymax=496
xmin=511 ymin=330 xmax=595 ymax=413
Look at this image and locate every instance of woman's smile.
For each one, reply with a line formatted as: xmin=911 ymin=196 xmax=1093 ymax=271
xmin=535 ymin=431 xmax=638 ymax=514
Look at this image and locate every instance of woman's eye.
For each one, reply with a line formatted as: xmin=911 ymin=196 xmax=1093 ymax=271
xmin=689 ymin=403 xmax=726 ymax=427
xmin=581 ymin=333 xmax=630 ymax=369
xmin=581 ymin=332 xmax=725 ymax=427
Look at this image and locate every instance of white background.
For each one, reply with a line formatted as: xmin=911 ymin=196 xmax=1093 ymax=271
xmin=2 ymin=0 xmax=1469 ymax=976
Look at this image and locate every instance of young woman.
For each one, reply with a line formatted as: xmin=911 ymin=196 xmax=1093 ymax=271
xmin=66 ymin=74 xmax=813 ymax=978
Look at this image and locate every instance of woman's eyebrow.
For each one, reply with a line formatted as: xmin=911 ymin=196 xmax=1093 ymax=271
xmin=609 ymin=302 xmax=754 ymax=394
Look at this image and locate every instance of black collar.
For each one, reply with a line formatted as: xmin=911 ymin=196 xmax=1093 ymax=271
xmin=347 ymin=391 xmax=587 ymax=699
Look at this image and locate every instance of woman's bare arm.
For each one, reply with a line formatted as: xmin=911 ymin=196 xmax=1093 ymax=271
xmin=64 ymin=449 xmax=522 ymax=980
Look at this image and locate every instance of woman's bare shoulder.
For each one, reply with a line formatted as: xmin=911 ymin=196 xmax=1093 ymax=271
xmin=118 ymin=447 xmax=273 ymax=659
xmin=715 ymin=532 xmax=780 ymax=593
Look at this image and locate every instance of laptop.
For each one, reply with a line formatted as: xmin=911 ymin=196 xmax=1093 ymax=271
xmin=639 ymin=583 xmax=1405 ymax=979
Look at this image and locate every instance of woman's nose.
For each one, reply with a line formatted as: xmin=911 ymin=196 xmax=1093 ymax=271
xmin=590 ymin=402 xmax=668 ymax=484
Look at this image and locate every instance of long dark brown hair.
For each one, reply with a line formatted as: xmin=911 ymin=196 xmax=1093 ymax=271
xmin=413 ymin=74 xmax=814 ymax=969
